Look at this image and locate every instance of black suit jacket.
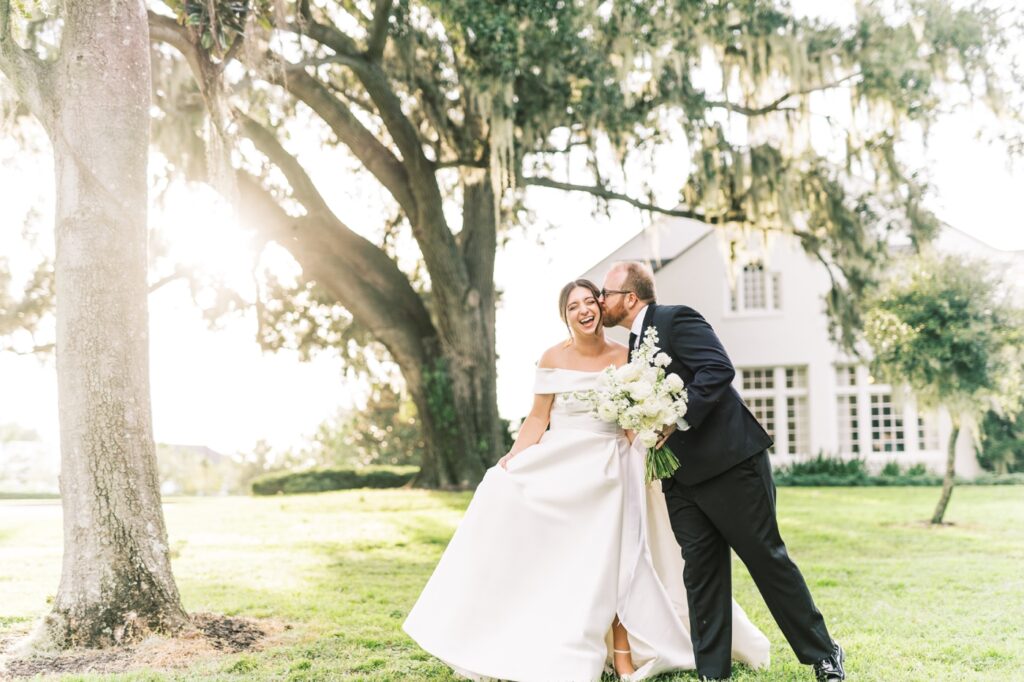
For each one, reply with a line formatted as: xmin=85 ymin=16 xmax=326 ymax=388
xmin=638 ymin=303 xmax=773 ymax=485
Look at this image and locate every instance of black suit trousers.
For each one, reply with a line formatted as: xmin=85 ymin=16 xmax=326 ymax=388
xmin=662 ymin=451 xmax=832 ymax=678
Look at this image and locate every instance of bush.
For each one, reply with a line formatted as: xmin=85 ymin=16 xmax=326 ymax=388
xmin=881 ymin=461 xmax=902 ymax=477
xmin=779 ymin=452 xmax=869 ymax=477
xmin=251 ymin=466 xmax=418 ymax=495
xmin=774 ymin=453 xmax=942 ymax=487
xmin=905 ymin=463 xmax=928 ymax=476
xmin=773 ymin=454 xmax=1024 ymax=487
xmin=969 ymin=472 xmax=1024 ymax=486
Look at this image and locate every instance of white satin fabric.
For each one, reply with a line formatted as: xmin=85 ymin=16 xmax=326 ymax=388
xmin=403 ymin=368 xmax=770 ymax=681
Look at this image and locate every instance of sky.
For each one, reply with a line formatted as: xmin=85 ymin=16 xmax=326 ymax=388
xmin=1 ymin=1 xmax=1023 ymax=461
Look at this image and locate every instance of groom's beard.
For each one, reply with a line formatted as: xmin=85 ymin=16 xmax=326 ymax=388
xmin=602 ymin=305 xmax=626 ymax=327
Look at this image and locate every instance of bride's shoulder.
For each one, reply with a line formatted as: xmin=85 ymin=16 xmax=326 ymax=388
xmin=537 ymin=342 xmax=569 ymax=369
xmin=605 ymin=341 xmax=629 ymax=366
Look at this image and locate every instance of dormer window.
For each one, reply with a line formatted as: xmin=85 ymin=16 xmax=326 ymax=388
xmin=729 ymin=262 xmax=781 ymax=313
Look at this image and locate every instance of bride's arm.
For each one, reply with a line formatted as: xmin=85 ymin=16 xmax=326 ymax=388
xmin=498 ymin=393 xmax=554 ymax=469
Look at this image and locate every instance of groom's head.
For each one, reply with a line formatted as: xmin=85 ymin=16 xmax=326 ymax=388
xmin=600 ymin=261 xmax=656 ymax=328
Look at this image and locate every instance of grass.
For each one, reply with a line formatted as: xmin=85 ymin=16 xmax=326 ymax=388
xmin=0 ymin=487 xmax=1022 ymax=681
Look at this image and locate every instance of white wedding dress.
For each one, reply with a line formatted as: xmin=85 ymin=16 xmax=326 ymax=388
xmin=403 ymin=368 xmax=771 ymax=681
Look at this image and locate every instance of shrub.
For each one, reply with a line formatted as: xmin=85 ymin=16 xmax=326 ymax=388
xmin=905 ymin=463 xmax=928 ymax=476
xmin=774 ymin=453 xmax=944 ymax=487
xmin=251 ymin=466 xmax=418 ymax=495
xmin=881 ymin=461 xmax=902 ymax=477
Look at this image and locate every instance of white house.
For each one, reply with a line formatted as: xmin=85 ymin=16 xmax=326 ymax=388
xmin=582 ymin=219 xmax=1023 ymax=477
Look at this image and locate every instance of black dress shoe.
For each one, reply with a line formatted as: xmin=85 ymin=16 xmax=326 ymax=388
xmin=813 ymin=640 xmax=846 ymax=681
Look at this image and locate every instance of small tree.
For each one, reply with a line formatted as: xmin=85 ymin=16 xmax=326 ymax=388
xmin=864 ymin=254 xmax=1024 ymax=524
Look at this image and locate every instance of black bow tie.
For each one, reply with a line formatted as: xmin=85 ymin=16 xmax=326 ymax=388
xmin=629 ymin=332 xmax=638 ymax=351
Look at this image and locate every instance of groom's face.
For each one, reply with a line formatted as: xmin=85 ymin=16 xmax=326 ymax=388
xmin=600 ymin=269 xmax=632 ymax=328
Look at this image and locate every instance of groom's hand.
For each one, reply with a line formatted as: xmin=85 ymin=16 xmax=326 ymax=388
xmin=656 ymin=424 xmax=677 ymax=449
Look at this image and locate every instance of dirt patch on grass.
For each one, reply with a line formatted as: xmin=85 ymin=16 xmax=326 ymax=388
xmin=0 ymin=612 xmax=285 ymax=680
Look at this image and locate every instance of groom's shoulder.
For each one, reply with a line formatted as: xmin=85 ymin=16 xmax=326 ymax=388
xmin=653 ymin=303 xmax=705 ymax=322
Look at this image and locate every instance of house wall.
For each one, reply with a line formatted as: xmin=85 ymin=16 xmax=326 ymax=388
xmin=591 ymin=223 xmax=992 ymax=477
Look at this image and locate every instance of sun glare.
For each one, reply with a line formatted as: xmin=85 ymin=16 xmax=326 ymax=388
xmin=152 ymin=183 xmax=258 ymax=298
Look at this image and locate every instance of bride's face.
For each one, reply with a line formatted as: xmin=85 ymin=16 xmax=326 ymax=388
xmin=565 ymin=287 xmax=602 ymax=338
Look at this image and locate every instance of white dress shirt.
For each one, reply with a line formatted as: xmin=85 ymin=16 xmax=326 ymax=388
xmin=629 ymin=304 xmax=649 ymax=349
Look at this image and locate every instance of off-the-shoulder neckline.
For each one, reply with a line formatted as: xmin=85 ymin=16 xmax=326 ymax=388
xmin=536 ymin=366 xmax=618 ymax=374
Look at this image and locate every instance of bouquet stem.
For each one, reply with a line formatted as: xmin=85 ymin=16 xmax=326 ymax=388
xmin=645 ymin=445 xmax=681 ymax=484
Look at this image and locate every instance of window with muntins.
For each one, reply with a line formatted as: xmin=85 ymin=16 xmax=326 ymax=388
xmin=728 ymin=262 xmax=781 ymax=314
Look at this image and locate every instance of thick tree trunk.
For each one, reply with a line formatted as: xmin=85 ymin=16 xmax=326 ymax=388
xmin=43 ymin=0 xmax=188 ymax=647
xmin=931 ymin=418 xmax=960 ymax=525
xmin=410 ymin=175 xmax=504 ymax=488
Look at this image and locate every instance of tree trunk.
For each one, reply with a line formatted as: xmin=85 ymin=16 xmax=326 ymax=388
xmin=42 ymin=0 xmax=188 ymax=647
xmin=931 ymin=417 xmax=960 ymax=525
xmin=396 ymin=178 xmax=504 ymax=489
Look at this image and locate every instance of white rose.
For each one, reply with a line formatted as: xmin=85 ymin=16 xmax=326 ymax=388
xmin=642 ymin=396 xmax=668 ymax=418
xmin=665 ymin=373 xmax=684 ymax=393
xmin=615 ymin=363 xmax=642 ymax=383
xmin=628 ymin=380 xmax=654 ymax=401
xmin=654 ymin=353 xmax=672 ymax=367
xmin=639 ymin=430 xmax=659 ymax=448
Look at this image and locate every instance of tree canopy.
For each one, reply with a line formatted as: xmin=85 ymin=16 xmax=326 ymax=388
xmin=864 ymin=253 xmax=1024 ymax=522
xmin=3 ymin=0 xmax=1023 ymax=486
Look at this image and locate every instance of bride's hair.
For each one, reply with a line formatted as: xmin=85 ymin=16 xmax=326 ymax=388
xmin=558 ymin=279 xmax=603 ymax=341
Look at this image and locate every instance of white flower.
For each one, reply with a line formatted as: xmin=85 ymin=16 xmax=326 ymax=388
xmin=615 ymin=363 xmax=642 ymax=383
xmin=665 ymin=373 xmax=684 ymax=393
xmin=638 ymin=430 xmax=659 ymax=448
xmin=627 ymin=380 xmax=654 ymax=401
xmin=642 ymin=396 xmax=669 ymax=418
xmin=654 ymin=352 xmax=672 ymax=367
xmin=597 ymin=401 xmax=619 ymax=422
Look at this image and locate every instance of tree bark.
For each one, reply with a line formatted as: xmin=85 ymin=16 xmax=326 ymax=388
xmin=41 ymin=0 xmax=187 ymax=647
xmin=931 ymin=417 xmax=960 ymax=525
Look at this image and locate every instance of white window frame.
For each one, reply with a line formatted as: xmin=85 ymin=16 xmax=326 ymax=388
xmin=834 ymin=364 xmax=941 ymax=458
xmin=738 ymin=365 xmax=810 ymax=457
xmin=725 ymin=262 xmax=783 ymax=317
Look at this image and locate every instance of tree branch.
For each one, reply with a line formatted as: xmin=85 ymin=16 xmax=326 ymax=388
xmin=280 ymin=68 xmax=417 ymax=216
xmin=235 ymin=110 xmax=339 ymax=220
xmin=283 ymin=20 xmax=467 ymax=302
xmin=148 ymin=269 xmax=188 ymax=294
xmin=234 ymin=171 xmax=434 ymax=373
xmin=435 ymin=158 xmax=486 ymax=169
xmin=523 ymin=176 xmax=743 ymax=224
xmin=0 ymin=0 xmax=51 ymax=127
xmin=367 ymin=0 xmax=392 ymax=61
xmin=704 ymin=72 xmax=862 ymax=117
xmin=148 ymin=11 xmax=209 ymax=90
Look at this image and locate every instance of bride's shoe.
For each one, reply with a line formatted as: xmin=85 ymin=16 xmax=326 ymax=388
xmin=613 ymin=647 xmax=636 ymax=680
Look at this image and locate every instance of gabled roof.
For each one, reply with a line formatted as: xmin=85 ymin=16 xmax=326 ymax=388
xmin=581 ymin=215 xmax=713 ymax=280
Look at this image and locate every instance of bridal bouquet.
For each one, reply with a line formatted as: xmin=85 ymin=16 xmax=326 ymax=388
xmin=575 ymin=327 xmax=689 ymax=483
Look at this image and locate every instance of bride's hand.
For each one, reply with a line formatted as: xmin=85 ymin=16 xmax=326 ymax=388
xmin=498 ymin=452 xmax=514 ymax=469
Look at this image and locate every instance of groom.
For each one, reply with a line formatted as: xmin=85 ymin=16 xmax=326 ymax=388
xmin=600 ymin=261 xmax=846 ymax=682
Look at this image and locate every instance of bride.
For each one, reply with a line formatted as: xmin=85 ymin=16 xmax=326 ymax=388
xmin=403 ymin=279 xmax=771 ymax=681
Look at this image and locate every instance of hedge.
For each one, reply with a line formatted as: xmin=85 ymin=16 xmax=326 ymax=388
xmin=251 ymin=466 xmax=418 ymax=495
xmin=774 ymin=472 xmax=1024 ymax=487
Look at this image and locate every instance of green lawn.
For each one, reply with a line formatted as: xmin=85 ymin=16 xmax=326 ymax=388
xmin=0 ymin=487 xmax=1022 ymax=681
